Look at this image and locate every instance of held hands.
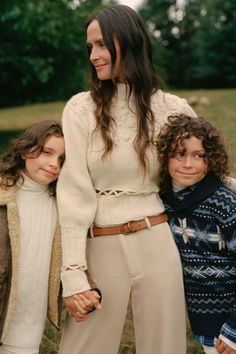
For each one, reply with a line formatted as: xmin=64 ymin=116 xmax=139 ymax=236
xmin=216 ymin=338 xmax=236 ymax=354
xmin=64 ymin=289 xmax=102 ymax=322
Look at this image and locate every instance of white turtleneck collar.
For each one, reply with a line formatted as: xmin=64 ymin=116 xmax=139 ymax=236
xmin=172 ymin=180 xmax=186 ymax=193
xmin=18 ymin=172 xmax=48 ymax=193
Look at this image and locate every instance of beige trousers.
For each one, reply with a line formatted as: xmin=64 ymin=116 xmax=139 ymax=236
xmin=59 ymin=222 xmax=186 ymax=354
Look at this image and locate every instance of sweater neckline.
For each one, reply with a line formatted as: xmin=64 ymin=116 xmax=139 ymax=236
xmin=116 ymin=83 xmax=134 ymax=102
xmin=165 ymin=173 xmax=223 ymax=215
xmin=18 ymin=172 xmax=48 ymax=193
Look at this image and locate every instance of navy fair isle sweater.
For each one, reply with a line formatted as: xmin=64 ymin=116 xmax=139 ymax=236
xmin=162 ymin=173 xmax=236 ymax=345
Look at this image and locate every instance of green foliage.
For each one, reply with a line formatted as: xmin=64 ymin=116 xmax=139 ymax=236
xmin=0 ymin=0 xmax=235 ymax=107
xmin=139 ymin=0 xmax=236 ymax=88
xmin=189 ymin=0 xmax=236 ymax=87
xmin=0 ymin=0 xmax=102 ymax=107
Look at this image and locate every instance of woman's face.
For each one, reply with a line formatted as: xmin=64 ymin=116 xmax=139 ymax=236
xmin=87 ymin=20 xmax=121 ymax=81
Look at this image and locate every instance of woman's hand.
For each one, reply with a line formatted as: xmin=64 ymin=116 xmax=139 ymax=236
xmin=216 ymin=338 xmax=236 ymax=354
xmin=64 ymin=289 xmax=101 ymax=322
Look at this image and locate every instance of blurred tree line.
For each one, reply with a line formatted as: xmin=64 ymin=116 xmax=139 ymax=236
xmin=140 ymin=0 xmax=236 ymax=89
xmin=0 ymin=0 xmax=235 ymax=107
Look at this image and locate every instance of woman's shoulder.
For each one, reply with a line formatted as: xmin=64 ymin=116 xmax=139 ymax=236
xmin=152 ymin=89 xmax=196 ymax=117
xmin=62 ymin=91 xmax=96 ymax=129
xmin=66 ymin=91 xmax=94 ymax=111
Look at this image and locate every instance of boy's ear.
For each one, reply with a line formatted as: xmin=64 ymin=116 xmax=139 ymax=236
xmin=21 ymin=154 xmax=26 ymax=160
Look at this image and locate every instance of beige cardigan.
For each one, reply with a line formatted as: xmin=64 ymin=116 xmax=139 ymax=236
xmin=0 ymin=185 xmax=62 ymax=343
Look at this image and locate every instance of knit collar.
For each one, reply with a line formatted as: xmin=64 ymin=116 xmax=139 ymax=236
xmin=164 ymin=173 xmax=224 ymax=216
xmin=18 ymin=172 xmax=48 ymax=193
xmin=116 ymin=83 xmax=134 ymax=103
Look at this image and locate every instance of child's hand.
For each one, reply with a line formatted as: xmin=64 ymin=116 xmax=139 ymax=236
xmin=64 ymin=289 xmax=101 ymax=322
xmin=216 ymin=338 xmax=236 ymax=353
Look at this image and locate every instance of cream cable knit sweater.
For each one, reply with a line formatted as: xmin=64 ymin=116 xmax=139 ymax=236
xmin=57 ymin=84 xmax=197 ymax=297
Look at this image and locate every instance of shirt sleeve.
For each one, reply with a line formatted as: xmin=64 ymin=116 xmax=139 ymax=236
xmin=57 ymin=95 xmax=98 ymax=297
xmin=182 ymin=98 xmax=198 ymax=118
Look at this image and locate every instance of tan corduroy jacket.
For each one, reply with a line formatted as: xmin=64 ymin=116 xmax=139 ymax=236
xmin=0 ymin=185 xmax=62 ymax=344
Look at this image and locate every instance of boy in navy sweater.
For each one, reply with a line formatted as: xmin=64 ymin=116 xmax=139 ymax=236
xmin=157 ymin=114 xmax=236 ymax=354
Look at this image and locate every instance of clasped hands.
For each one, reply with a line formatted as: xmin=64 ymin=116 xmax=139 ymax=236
xmin=64 ymin=289 xmax=102 ymax=322
xmin=215 ymin=338 xmax=236 ymax=354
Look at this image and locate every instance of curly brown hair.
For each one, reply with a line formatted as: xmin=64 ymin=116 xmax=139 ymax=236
xmin=156 ymin=114 xmax=229 ymax=195
xmin=0 ymin=120 xmax=64 ymax=196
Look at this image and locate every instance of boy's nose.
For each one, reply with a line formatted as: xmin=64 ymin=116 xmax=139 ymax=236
xmin=182 ymin=155 xmax=193 ymax=167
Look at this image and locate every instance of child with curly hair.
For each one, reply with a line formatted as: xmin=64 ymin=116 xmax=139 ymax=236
xmin=157 ymin=114 xmax=236 ymax=354
xmin=0 ymin=121 xmax=65 ymax=354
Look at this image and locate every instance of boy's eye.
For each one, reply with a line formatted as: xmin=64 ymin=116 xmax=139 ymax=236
xmin=194 ymin=153 xmax=206 ymax=160
xmin=174 ymin=151 xmax=185 ymax=160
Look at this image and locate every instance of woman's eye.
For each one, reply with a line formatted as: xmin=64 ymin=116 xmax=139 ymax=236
xmin=99 ymin=41 xmax=106 ymax=48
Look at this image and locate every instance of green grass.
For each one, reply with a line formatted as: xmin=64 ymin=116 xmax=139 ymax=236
xmin=0 ymin=88 xmax=235 ymax=354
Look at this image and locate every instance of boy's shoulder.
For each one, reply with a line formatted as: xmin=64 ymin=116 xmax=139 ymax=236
xmin=205 ymin=184 xmax=236 ymax=209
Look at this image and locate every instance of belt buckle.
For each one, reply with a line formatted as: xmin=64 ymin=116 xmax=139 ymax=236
xmin=121 ymin=221 xmax=137 ymax=235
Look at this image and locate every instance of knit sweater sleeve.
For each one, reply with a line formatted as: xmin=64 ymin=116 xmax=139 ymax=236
xmin=215 ymin=187 xmax=236 ymax=248
xmin=57 ymin=92 xmax=97 ymax=297
xmin=214 ymin=187 xmax=236 ymax=343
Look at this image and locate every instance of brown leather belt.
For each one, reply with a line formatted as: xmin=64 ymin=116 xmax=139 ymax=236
xmin=88 ymin=213 xmax=168 ymax=237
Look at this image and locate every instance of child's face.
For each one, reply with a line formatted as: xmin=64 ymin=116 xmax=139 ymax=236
xmin=22 ymin=135 xmax=65 ymax=185
xmin=168 ymin=136 xmax=208 ymax=188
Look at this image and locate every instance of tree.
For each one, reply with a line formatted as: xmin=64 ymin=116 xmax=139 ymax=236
xmin=139 ymin=0 xmax=236 ymax=88
xmin=189 ymin=0 xmax=236 ymax=87
xmin=0 ymin=0 xmax=102 ymax=107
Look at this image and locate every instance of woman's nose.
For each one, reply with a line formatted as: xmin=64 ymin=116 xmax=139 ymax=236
xmin=90 ymin=47 xmax=99 ymax=62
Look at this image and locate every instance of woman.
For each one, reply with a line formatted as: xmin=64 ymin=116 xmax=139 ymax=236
xmin=57 ymin=5 xmax=196 ymax=354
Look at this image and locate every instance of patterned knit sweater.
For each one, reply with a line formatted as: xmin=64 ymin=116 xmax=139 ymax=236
xmin=162 ymin=173 xmax=236 ymax=344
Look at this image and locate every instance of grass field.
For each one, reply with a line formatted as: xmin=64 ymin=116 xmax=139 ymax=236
xmin=0 ymin=89 xmax=235 ymax=354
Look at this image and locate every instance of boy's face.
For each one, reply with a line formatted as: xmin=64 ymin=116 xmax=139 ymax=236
xmin=22 ymin=135 xmax=65 ymax=185
xmin=168 ymin=136 xmax=208 ymax=189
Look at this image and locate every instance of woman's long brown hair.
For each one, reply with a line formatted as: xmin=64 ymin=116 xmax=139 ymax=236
xmin=87 ymin=5 xmax=163 ymax=172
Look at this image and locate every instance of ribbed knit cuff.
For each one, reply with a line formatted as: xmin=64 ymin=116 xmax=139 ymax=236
xmin=220 ymin=319 xmax=236 ymax=346
xmin=61 ymin=268 xmax=90 ymax=297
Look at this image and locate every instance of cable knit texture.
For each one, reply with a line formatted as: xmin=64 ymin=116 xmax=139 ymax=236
xmin=57 ymin=84 xmax=197 ymax=296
